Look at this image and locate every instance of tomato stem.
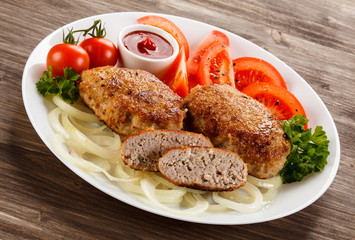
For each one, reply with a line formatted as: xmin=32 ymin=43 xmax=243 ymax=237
xmin=62 ymin=20 xmax=106 ymax=44
xmin=80 ymin=20 xmax=106 ymax=38
xmin=63 ymin=28 xmax=81 ymax=44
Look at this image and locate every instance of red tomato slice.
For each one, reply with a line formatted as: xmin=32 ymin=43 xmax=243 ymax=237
xmin=233 ymin=57 xmax=287 ymax=91
xmin=161 ymin=48 xmax=189 ymax=98
xmin=46 ymin=43 xmax=90 ymax=77
xmin=80 ymin=38 xmax=118 ymax=68
xmin=196 ymin=43 xmax=235 ymax=87
xmin=137 ymin=15 xmax=189 ymax=59
xmin=242 ymin=82 xmax=307 ymax=127
xmin=187 ymin=74 xmax=199 ymax=91
xmin=187 ymin=30 xmax=230 ymax=76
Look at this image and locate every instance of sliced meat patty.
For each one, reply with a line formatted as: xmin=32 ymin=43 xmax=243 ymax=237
xmin=184 ymin=84 xmax=291 ymax=179
xmin=79 ymin=66 xmax=186 ymax=136
xmin=158 ymin=146 xmax=248 ymax=191
xmin=121 ymin=129 xmax=213 ymax=171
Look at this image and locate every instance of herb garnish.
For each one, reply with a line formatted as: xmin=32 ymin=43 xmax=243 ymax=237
xmin=280 ymin=115 xmax=330 ymax=183
xmin=36 ymin=66 xmax=80 ymax=104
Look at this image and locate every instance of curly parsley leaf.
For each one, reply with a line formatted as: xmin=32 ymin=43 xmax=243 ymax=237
xmin=280 ymin=115 xmax=330 ymax=183
xmin=36 ymin=66 xmax=80 ymax=104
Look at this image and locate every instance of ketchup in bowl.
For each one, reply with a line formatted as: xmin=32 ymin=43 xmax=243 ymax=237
xmin=123 ymin=31 xmax=173 ymax=59
xmin=117 ymin=24 xmax=179 ymax=77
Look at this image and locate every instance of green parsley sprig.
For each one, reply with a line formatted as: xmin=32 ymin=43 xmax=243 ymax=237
xmin=36 ymin=66 xmax=80 ymax=104
xmin=280 ymin=115 xmax=330 ymax=183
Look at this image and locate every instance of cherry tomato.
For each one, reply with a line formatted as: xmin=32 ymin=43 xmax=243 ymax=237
xmin=161 ymin=48 xmax=189 ymax=98
xmin=242 ymin=82 xmax=307 ymax=127
xmin=195 ymin=43 xmax=235 ymax=87
xmin=187 ymin=30 xmax=229 ymax=76
xmin=46 ymin=44 xmax=89 ymax=77
xmin=233 ymin=57 xmax=287 ymax=91
xmin=80 ymin=38 xmax=118 ymax=68
xmin=137 ymin=15 xmax=189 ymax=59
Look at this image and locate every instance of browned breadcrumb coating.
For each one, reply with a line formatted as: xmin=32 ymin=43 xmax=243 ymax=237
xmin=184 ymin=84 xmax=291 ymax=179
xmin=79 ymin=66 xmax=186 ymax=136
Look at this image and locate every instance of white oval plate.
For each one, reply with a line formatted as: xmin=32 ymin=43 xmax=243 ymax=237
xmin=22 ymin=12 xmax=340 ymax=225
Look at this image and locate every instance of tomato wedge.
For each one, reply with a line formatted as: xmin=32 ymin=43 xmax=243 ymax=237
xmin=137 ymin=15 xmax=189 ymax=59
xmin=195 ymin=43 xmax=235 ymax=87
xmin=233 ymin=57 xmax=287 ymax=91
xmin=187 ymin=30 xmax=229 ymax=76
xmin=161 ymin=48 xmax=189 ymax=98
xmin=242 ymin=82 xmax=307 ymax=127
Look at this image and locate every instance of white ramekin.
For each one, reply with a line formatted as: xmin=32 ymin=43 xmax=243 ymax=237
xmin=117 ymin=24 xmax=179 ymax=78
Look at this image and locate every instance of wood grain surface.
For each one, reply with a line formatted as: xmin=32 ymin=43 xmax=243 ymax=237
xmin=1 ymin=0 xmax=354 ymax=239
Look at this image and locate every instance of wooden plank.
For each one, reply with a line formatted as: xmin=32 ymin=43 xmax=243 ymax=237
xmin=1 ymin=0 xmax=354 ymax=239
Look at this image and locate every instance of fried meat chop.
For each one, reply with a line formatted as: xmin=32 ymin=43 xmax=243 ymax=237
xmin=158 ymin=146 xmax=248 ymax=191
xmin=79 ymin=66 xmax=186 ymax=136
xmin=184 ymin=84 xmax=291 ymax=179
xmin=121 ymin=129 xmax=213 ymax=171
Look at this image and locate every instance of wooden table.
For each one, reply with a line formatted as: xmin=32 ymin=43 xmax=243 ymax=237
xmin=1 ymin=0 xmax=354 ymax=239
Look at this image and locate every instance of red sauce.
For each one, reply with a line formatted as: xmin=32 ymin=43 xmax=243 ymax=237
xmin=123 ymin=31 xmax=173 ymax=59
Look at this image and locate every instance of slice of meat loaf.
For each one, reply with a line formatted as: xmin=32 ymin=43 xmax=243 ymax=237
xmin=121 ymin=129 xmax=213 ymax=171
xmin=158 ymin=147 xmax=248 ymax=191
